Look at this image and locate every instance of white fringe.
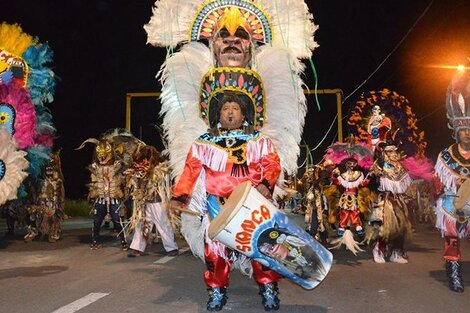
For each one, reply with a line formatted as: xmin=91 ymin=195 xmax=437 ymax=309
xmin=435 ymin=156 xmax=459 ymax=194
xmin=246 ymin=136 xmax=271 ymax=165
xmin=192 ymin=142 xmax=228 ymax=172
xmin=379 ymin=174 xmax=412 ymax=194
xmin=337 ymin=173 xmax=364 ymax=189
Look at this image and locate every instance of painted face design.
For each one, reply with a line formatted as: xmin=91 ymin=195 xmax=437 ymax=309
xmin=213 ymin=27 xmax=252 ymax=68
xmin=0 ymin=50 xmax=27 ymax=87
xmin=0 ymin=103 xmax=16 ymax=135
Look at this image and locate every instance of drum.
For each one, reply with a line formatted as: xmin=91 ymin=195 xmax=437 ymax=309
xmin=454 ymin=179 xmax=470 ymax=216
xmin=208 ymin=181 xmax=333 ymax=290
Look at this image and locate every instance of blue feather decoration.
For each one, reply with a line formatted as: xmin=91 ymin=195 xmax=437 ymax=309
xmin=25 ymin=145 xmax=51 ymax=180
xmin=23 ymin=40 xmax=56 ymax=106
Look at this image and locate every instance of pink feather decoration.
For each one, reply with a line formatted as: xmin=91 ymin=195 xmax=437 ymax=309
xmin=0 ymin=83 xmax=37 ymax=149
xmin=401 ymin=156 xmax=435 ymax=182
xmin=325 ymin=141 xmax=374 ymax=169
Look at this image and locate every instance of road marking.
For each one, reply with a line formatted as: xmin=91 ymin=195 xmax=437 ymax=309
xmin=51 ymin=292 xmax=110 ymax=313
xmin=153 ymin=247 xmax=189 ymax=264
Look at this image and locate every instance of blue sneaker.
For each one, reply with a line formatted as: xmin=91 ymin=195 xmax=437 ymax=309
xmin=207 ymin=287 xmax=227 ymax=311
xmin=337 ymin=228 xmax=345 ymax=237
xmin=260 ymin=283 xmax=280 ymax=311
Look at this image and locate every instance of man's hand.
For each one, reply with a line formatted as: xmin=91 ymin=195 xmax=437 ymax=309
xmin=256 ymin=184 xmax=272 ymax=199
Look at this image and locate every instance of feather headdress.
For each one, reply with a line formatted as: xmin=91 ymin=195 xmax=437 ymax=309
xmin=0 ymin=22 xmax=57 ymax=193
xmin=144 ymin=0 xmax=318 ymax=59
xmin=446 ymin=69 xmax=470 ymax=138
xmin=0 ymin=129 xmax=29 ymax=205
xmin=347 ymin=89 xmax=427 ymax=157
xmin=0 ymin=83 xmax=37 ymax=149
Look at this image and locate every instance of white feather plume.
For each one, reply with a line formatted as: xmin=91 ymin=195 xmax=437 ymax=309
xmin=144 ymin=0 xmax=200 ymax=48
xmin=144 ymin=0 xmax=318 ymax=59
xmin=257 ymin=0 xmax=318 ymax=58
xmin=256 ymin=45 xmax=307 ymax=175
xmin=0 ymin=129 xmax=29 ymax=205
xmin=159 ymin=42 xmax=212 ymax=178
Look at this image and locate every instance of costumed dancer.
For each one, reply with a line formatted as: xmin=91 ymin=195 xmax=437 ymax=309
xmin=0 ymin=22 xmax=58 ymax=238
xmin=369 ymin=136 xmax=414 ymax=264
xmin=125 ymin=144 xmax=178 ymax=257
xmin=77 ymin=129 xmax=145 ymax=250
xmin=434 ymin=69 xmax=470 ymax=292
xmin=170 ymin=91 xmax=283 ymax=310
xmin=323 ymin=138 xmax=374 ymax=255
xmin=78 ymin=137 xmax=127 ymax=250
xmin=144 ymin=0 xmax=318 ymax=311
xmin=24 ymin=150 xmax=65 ymax=242
xmin=302 ymin=166 xmax=327 ymax=243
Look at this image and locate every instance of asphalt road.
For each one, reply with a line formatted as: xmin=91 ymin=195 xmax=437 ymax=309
xmin=0 ymin=214 xmax=469 ymax=313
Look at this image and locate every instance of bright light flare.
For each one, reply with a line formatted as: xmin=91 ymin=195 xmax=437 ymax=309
xmin=426 ymin=64 xmax=470 ymax=72
xmin=457 ymin=64 xmax=466 ymax=72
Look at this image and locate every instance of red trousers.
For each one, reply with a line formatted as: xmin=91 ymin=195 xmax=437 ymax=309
xmin=339 ymin=209 xmax=361 ymax=229
xmin=443 ymin=235 xmax=460 ymax=261
xmin=204 ymin=243 xmax=282 ymax=288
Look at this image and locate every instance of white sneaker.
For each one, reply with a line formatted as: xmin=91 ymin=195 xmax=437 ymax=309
xmin=389 ymin=250 xmax=408 ymax=264
xmin=373 ymin=243 xmax=386 ymax=263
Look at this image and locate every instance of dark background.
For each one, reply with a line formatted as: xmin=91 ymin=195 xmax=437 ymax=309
xmin=3 ymin=0 xmax=470 ymax=199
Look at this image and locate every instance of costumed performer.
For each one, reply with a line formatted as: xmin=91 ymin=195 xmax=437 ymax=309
xmin=169 ymin=91 xmax=283 ymax=311
xmin=144 ymin=0 xmax=318 ymax=310
xmin=125 ymin=144 xmax=178 ymax=257
xmin=369 ymin=136 xmax=414 ymax=264
xmin=434 ymin=68 xmax=470 ymax=292
xmin=24 ymin=150 xmax=65 ymax=242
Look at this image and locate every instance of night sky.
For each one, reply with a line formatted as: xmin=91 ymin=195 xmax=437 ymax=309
xmin=3 ymin=0 xmax=470 ymax=199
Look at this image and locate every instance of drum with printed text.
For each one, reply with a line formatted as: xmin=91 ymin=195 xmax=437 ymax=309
xmin=208 ymin=181 xmax=333 ymax=290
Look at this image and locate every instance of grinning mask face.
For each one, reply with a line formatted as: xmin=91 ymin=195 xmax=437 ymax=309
xmin=213 ymin=27 xmax=252 ymax=68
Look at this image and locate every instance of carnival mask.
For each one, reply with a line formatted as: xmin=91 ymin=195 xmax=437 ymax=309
xmin=213 ymin=27 xmax=252 ymax=68
xmin=95 ymin=141 xmax=114 ymax=165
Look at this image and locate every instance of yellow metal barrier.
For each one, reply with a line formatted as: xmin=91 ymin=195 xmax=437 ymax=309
xmin=125 ymin=89 xmax=343 ymax=141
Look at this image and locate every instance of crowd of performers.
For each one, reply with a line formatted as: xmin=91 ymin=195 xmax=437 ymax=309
xmin=285 ymin=78 xmax=470 ymax=294
xmin=2 ymin=0 xmax=470 ymax=312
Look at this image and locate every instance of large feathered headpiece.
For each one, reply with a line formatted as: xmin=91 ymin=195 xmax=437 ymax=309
xmin=446 ymin=69 xmax=470 ymax=139
xmin=0 ymin=129 xmax=29 ymax=205
xmin=146 ymin=0 xmax=317 ymax=177
xmin=144 ymin=0 xmax=318 ymax=59
xmin=0 ymin=22 xmax=57 ymax=190
xmin=347 ymin=89 xmax=427 ymax=157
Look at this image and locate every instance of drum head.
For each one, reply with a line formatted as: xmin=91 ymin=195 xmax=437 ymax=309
xmin=454 ymin=179 xmax=470 ymax=210
xmin=208 ymin=181 xmax=253 ymax=239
